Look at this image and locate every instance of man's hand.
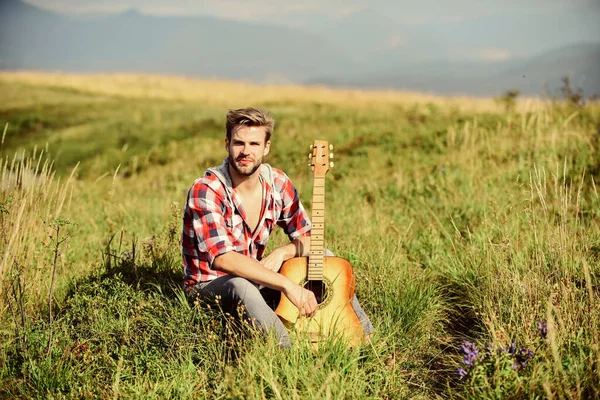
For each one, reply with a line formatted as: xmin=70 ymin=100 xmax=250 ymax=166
xmin=259 ymin=248 xmax=287 ymax=272
xmin=283 ymin=282 xmax=318 ymax=318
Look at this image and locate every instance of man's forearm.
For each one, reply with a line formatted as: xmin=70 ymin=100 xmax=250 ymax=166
xmin=273 ymin=236 xmax=311 ymax=261
xmin=213 ymin=244 xmax=319 ymax=317
xmin=213 ymin=251 xmax=293 ymax=292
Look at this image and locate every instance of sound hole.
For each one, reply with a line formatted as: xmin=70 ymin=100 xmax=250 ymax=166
xmin=304 ymin=280 xmax=329 ymax=305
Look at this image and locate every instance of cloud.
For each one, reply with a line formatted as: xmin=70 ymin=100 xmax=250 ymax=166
xmin=438 ymin=15 xmax=465 ymax=23
xmin=479 ymin=48 xmax=511 ymax=61
xmin=386 ymin=35 xmax=406 ymax=49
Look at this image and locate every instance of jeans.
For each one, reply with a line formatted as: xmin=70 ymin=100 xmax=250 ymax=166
xmin=187 ymin=251 xmax=374 ymax=348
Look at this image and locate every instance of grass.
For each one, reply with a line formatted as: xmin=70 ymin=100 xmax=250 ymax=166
xmin=0 ymin=71 xmax=599 ymax=398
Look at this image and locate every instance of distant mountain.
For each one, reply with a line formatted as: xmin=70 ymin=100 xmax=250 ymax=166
xmin=0 ymin=0 xmax=354 ymax=82
xmin=308 ymin=43 xmax=600 ymax=97
xmin=1 ymin=0 xmax=598 ymax=96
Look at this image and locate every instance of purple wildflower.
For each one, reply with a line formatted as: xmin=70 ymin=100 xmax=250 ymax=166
xmin=537 ymin=321 xmax=547 ymax=339
xmin=512 ymin=360 xmax=527 ymax=370
xmin=518 ymin=348 xmax=534 ymax=359
xmin=459 ymin=341 xmax=479 ymax=367
xmin=508 ymin=342 xmax=517 ymax=354
xmin=457 ymin=368 xmax=468 ymax=379
xmin=124 ymin=252 xmax=132 ymax=260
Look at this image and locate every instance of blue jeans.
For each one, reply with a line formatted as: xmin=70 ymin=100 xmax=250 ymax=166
xmin=188 ymin=252 xmax=374 ymax=348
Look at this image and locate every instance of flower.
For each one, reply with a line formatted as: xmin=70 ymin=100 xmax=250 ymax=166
xmin=508 ymin=342 xmax=517 ymax=354
xmin=459 ymin=341 xmax=479 ymax=367
xmin=518 ymin=348 xmax=534 ymax=360
xmin=512 ymin=361 xmax=527 ymax=370
xmin=457 ymin=368 xmax=468 ymax=379
xmin=537 ymin=321 xmax=547 ymax=339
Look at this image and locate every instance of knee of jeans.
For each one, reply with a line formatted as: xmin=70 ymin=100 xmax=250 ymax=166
xmin=224 ymin=277 xmax=260 ymax=303
xmin=324 ymin=248 xmax=335 ymax=257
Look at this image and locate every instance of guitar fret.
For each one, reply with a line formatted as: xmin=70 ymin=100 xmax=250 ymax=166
xmin=308 ymin=165 xmax=327 ymax=280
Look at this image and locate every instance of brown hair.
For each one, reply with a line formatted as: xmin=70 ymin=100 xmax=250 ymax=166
xmin=226 ymin=107 xmax=275 ymax=142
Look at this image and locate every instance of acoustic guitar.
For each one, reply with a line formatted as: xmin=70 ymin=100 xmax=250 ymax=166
xmin=275 ymin=140 xmax=364 ymax=347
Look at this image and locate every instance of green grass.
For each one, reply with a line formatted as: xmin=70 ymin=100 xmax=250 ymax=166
xmin=1 ymin=74 xmax=599 ymax=398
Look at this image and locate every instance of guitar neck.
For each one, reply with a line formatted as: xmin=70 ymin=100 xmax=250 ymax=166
xmin=308 ymin=175 xmax=325 ymax=281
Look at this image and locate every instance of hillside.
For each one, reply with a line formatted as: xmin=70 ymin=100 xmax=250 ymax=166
xmin=309 ymin=42 xmax=600 ymax=96
xmin=0 ymin=72 xmax=599 ymax=397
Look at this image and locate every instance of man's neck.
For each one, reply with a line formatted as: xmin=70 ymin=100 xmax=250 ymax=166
xmin=228 ymin=163 xmax=261 ymax=194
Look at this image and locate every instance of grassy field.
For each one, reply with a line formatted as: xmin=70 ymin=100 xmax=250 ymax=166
xmin=0 ymin=71 xmax=599 ymax=399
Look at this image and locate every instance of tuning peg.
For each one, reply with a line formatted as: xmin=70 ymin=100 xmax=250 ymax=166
xmin=329 ymin=153 xmax=334 ymax=158
xmin=308 ymin=153 xmax=312 ymax=159
xmin=329 ymin=144 xmax=333 ymax=150
xmin=308 ymin=163 xmax=312 ymax=167
xmin=310 ymin=144 xmax=314 ymax=150
xmin=329 ymin=161 xmax=335 ymax=168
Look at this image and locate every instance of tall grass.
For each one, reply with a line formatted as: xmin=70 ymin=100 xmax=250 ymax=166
xmin=0 ymin=128 xmax=77 ymax=300
xmin=0 ymin=73 xmax=599 ymax=398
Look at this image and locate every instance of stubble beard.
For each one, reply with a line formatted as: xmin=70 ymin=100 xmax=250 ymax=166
xmin=228 ymin=155 xmax=262 ymax=176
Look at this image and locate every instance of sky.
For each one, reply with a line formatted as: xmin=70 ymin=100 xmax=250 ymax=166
xmin=24 ymin=0 xmax=600 ymax=25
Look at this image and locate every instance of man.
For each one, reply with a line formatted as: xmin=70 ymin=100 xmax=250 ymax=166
xmin=181 ymin=107 xmax=372 ymax=347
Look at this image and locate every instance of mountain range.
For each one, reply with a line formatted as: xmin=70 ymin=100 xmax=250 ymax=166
xmin=1 ymin=0 xmax=599 ymax=96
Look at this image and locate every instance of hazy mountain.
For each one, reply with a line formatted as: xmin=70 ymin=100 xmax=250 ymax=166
xmin=0 ymin=0 xmax=354 ymax=82
xmin=490 ymin=43 xmax=600 ymax=96
xmin=308 ymin=42 xmax=600 ymax=96
xmin=1 ymin=0 xmax=598 ymax=96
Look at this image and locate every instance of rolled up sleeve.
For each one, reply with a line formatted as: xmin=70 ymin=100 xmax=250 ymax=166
xmin=276 ymin=173 xmax=312 ymax=240
xmin=188 ymin=182 xmax=236 ymax=266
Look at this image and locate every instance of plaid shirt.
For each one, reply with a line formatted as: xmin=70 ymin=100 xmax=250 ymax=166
xmin=181 ymin=159 xmax=311 ymax=288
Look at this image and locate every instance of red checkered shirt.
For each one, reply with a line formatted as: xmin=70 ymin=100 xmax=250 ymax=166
xmin=181 ymin=159 xmax=312 ymax=288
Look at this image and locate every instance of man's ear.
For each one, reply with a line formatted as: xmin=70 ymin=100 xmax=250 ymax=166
xmin=264 ymin=140 xmax=271 ymax=156
xmin=225 ymin=139 xmax=230 ymax=152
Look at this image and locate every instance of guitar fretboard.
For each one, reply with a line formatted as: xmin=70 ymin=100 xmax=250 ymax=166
xmin=308 ymin=176 xmax=325 ymax=280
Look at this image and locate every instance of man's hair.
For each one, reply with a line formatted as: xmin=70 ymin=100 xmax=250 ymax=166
xmin=226 ymin=107 xmax=275 ymax=142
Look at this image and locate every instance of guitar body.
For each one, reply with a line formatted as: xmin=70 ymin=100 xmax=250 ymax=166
xmin=275 ymin=256 xmax=364 ymax=347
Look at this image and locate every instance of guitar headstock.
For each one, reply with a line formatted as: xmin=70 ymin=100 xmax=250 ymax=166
xmin=308 ymin=140 xmax=334 ymax=177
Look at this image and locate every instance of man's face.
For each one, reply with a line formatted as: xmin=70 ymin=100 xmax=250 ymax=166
xmin=226 ymin=125 xmax=271 ymax=177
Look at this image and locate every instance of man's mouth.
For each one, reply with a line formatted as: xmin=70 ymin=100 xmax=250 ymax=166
xmin=237 ymin=158 xmax=252 ymax=165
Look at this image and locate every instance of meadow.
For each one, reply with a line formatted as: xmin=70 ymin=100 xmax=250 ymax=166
xmin=0 ymin=71 xmax=599 ymax=399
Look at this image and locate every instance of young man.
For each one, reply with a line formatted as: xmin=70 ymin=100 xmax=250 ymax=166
xmin=181 ymin=107 xmax=372 ymax=347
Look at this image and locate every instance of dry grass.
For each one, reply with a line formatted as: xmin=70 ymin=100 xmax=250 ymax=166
xmin=0 ymin=70 xmax=546 ymax=113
